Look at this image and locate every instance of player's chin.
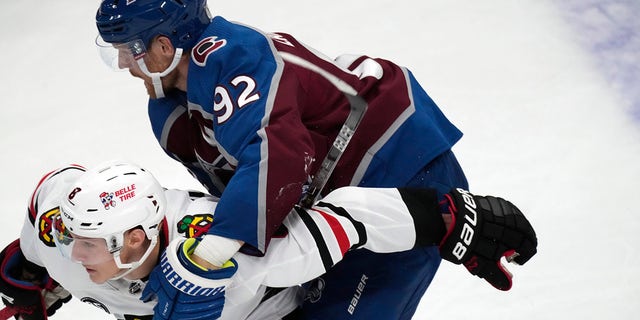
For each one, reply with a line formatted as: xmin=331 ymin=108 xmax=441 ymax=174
xmin=87 ymin=271 xmax=109 ymax=284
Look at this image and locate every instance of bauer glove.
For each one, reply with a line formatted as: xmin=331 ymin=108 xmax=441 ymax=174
xmin=141 ymin=237 xmax=238 ymax=320
xmin=0 ymin=239 xmax=71 ymax=320
xmin=439 ymin=188 xmax=537 ymax=290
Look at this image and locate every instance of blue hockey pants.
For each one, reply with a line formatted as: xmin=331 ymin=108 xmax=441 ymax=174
xmin=297 ymin=150 xmax=468 ymax=319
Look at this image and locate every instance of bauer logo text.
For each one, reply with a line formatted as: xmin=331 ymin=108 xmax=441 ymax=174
xmin=452 ymin=188 xmax=478 ymax=260
xmin=347 ymin=274 xmax=368 ymax=315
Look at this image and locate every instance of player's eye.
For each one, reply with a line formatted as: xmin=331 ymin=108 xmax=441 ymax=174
xmin=79 ymin=240 xmax=96 ymax=249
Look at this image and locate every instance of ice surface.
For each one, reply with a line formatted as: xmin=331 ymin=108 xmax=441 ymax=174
xmin=1 ymin=1 xmax=638 ymax=319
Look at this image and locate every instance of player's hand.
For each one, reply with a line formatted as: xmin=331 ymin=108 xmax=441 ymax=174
xmin=141 ymin=237 xmax=238 ymax=320
xmin=0 ymin=239 xmax=72 ymax=320
xmin=439 ymin=188 xmax=537 ymax=290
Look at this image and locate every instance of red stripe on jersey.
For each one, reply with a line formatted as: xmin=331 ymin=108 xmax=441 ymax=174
xmin=160 ymin=217 xmax=169 ymax=249
xmin=312 ymin=208 xmax=350 ymax=255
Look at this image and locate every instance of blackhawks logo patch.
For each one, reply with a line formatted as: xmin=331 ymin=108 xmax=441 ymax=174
xmin=38 ymin=208 xmax=60 ymax=247
xmin=177 ymin=214 xmax=214 ymax=238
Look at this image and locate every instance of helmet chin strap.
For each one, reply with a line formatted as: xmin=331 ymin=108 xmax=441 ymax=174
xmin=110 ymin=235 xmax=159 ymax=281
xmin=136 ymin=48 xmax=184 ymax=99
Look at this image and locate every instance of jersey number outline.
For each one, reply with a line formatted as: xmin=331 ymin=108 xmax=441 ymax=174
xmin=213 ymin=75 xmax=260 ymax=124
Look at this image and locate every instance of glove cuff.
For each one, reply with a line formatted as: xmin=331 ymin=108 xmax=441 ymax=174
xmin=162 ymin=238 xmax=236 ymax=296
xmin=438 ymin=188 xmax=481 ymax=264
xmin=180 ymin=238 xmax=209 ymax=272
xmin=396 ymin=188 xmax=447 ymax=247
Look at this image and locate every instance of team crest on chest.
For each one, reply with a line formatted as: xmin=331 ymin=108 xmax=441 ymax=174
xmin=38 ymin=208 xmax=60 ymax=247
xmin=192 ymin=36 xmax=227 ymax=67
xmin=177 ymin=214 xmax=214 ymax=238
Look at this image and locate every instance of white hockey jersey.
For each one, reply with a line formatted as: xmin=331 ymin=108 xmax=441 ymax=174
xmin=19 ymin=165 xmax=425 ymax=319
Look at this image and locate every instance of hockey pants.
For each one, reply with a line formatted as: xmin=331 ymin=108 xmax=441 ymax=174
xmin=296 ymin=150 xmax=468 ymax=319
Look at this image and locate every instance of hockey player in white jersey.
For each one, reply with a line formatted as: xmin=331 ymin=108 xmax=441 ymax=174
xmin=0 ymin=161 xmax=536 ymax=320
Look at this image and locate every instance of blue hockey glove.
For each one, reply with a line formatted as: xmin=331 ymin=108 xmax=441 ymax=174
xmin=141 ymin=238 xmax=238 ymax=320
xmin=439 ymin=188 xmax=537 ymax=291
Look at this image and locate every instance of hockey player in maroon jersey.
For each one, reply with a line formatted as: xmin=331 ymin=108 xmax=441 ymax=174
xmin=94 ymin=0 xmax=535 ymax=318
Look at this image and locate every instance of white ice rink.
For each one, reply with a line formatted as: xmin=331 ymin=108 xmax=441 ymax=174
xmin=1 ymin=1 xmax=639 ymax=319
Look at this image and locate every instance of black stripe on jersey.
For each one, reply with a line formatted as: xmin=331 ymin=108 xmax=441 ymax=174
xmin=187 ymin=190 xmax=206 ymax=198
xmin=316 ymin=201 xmax=367 ymax=250
xmin=123 ymin=315 xmax=153 ymax=320
xmin=294 ymin=206 xmax=333 ymax=271
xmin=27 ymin=206 xmax=37 ymax=226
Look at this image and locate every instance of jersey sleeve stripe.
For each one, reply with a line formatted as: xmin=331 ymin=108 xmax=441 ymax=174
xmin=311 ymin=208 xmax=350 ymax=256
xmin=316 ymin=201 xmax=367 ymax=250
xmin=293 ymin=206 xmax=333 ymax=271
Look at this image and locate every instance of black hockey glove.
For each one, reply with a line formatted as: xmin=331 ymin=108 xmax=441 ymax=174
xmin=439 ymin=188 xmax=537 ymax=290
xmin=0 ymin=239 xmax=71 ymax=320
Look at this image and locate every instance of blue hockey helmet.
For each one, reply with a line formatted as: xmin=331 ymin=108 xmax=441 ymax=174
xmin=96 ymin=0 xmax=211 ymax=50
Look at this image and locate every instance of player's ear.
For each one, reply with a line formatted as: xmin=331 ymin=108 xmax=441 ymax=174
xmin=125 ymin=228 xmax=149 ymax=250
xmin=153 ymin=36 xmax=176 ymax=57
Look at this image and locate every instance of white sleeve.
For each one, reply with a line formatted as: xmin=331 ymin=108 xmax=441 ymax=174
xmin=229 ymin=187 xmax=419 ymax=292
